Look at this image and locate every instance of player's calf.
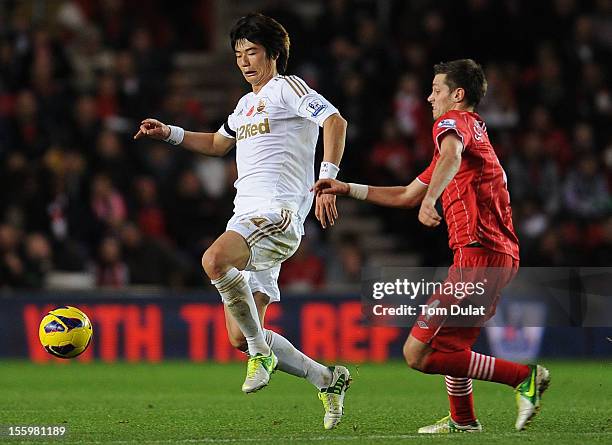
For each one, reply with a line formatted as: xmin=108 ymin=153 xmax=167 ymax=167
xmin=228 ymin=332 xmax=248 ymax=353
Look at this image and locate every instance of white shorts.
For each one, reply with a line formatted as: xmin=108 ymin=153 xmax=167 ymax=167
xmin=226 ymin=208 xmax=302 ymax=302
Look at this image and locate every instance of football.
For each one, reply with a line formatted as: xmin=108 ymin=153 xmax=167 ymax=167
xmin=39 ymin=306 xmax=93 ymax=359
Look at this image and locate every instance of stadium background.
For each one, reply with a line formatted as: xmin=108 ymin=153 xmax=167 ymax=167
xmin=0 ymin=0 xmax=611 ymax=364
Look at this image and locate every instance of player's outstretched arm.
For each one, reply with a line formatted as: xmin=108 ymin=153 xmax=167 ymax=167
xmin=418 ymin=133 xmax=463 ymax=227
xmin=313 ymin=178 xmax=428 ymax=209
xmin=134 ymin=118 xmax=234 ymax=157
xmin=321 ymin=113 xmax=347 ymax=167
xmin=315 ymin=113 xmax=348 ymax=228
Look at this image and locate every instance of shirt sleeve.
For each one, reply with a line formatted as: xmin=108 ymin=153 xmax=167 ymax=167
xmin=218 ymin=104 xmax=239 ymax=139
xmin=280 ymin=75 xmax=339 ymax=127
xmin=433 ymin=113 xmax=471 ymax=153
xmin=417 ymin=156 xmax=437 ymax=186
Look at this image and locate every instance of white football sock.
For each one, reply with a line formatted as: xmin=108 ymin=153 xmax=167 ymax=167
xmin=264 ymin=329 xmax=332 ymax=390
xmin=212 ymin=268 xmax=269 ymax=356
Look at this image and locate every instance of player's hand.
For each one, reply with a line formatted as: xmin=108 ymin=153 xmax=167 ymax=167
xmin=311 ymin=178 xmax=350 ymax=196
xmin=418 ymin=198 xmax=442 ymax=227
xmin=315 ymin=193 xmax=338 ymax=229
xmin=133 ymin=118 xmax=170 ymax=141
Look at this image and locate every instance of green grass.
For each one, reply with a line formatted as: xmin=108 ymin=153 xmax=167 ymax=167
xmin=0 ymin=360 xmax=610 ymax=444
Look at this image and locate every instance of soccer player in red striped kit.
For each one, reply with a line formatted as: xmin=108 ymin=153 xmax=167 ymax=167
xmin=314 ymin=59 xmax=550 ymax=433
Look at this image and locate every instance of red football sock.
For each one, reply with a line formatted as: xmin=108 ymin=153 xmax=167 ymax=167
xmin=423 ymin=349 xmax=530 ymax=387
xmin=445 ymin=376 xmax=476 ymax=425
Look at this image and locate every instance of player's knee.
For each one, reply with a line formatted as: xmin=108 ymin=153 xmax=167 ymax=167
xmin=403 ymin=342 xmax=427 ymax=371
xmin=201 ymin=247 xmax=228 ymax=279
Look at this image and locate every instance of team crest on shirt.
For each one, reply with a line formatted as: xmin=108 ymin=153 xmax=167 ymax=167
xmin=247 ymin=98 xmax=268 ymax=117
xmin=256 ymin=98 xmax=267 ymax=113
xmin=473 ymin=120 xmax=485 ymax=141
xmin=307 ymin=99 xmax=327 ymax=117
xmin=438 ymin=118 xmax=456 ymax=129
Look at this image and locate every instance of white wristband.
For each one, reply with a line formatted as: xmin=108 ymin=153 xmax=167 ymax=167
xmin=319 ymin=161 xmax=339 ymax=179
xmin=164 ymin=125 xmax=185 ymax=145
xmin=348 ymin=183 xmax=368 ymax=200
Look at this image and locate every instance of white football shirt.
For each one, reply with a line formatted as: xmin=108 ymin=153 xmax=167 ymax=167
xmin=218 ymin=74 xmax=338 ymax=232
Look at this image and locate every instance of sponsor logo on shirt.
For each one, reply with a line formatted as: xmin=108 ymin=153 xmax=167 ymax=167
xmin=307 ymin=99 xmax=327 ymax=117
xmin=236 ymin=118 xmax=271 ymax=141
xmin=438 ymin=118 xmax=456 ymax=129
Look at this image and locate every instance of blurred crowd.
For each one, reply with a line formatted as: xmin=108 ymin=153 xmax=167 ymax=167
xmin=1 ymin=0 xmax=611 ymax=291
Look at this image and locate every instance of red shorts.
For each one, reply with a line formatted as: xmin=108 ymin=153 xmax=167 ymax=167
xmin=410 ymin=246 xmax=518 ymax=352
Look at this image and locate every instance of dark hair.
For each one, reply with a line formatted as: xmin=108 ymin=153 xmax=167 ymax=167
xmin=433 ymin=59 xmax=487 ymax=108
xmin=230 ymin=13 xmax=290 ymax=74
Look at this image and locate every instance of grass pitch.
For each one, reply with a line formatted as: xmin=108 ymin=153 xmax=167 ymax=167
xmin=0 ymin=360 xmax=610 ymax=444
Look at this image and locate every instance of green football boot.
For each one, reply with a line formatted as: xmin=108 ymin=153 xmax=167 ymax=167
xmin=318 ymin=365 xmax=352 ymax=429
xmin=241 ymin=351 xmax=278 ymax=394
xmin=515 ymin=364 xmax=551 ymax=430
xmin=418 ymin=414 xmax=483 ymax=433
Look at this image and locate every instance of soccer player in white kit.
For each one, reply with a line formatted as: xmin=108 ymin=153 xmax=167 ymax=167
xmin=134 ymin=13 xmax=350 ymax=429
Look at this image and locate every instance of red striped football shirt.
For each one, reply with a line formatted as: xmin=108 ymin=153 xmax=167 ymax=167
xmin=417 ymin=110 xmax=519 ymax=260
